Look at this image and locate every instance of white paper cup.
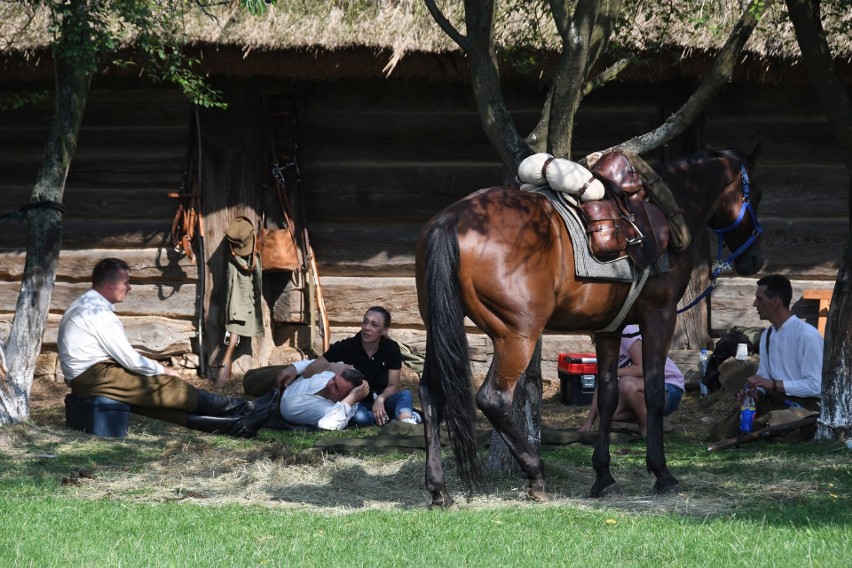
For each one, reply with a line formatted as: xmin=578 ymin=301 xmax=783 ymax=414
xmin=735 ymin=343 xmax=749 ymax=360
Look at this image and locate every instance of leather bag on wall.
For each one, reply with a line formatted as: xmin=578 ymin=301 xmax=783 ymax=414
xmin=258 ymin=222 xmax=299 ymax=272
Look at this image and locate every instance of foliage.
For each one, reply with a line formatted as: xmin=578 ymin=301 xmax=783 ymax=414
xmin=18 ymin=0 xmax=226 ymax=108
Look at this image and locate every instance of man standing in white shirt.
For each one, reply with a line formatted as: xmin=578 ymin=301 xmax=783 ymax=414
xmin=58 ymin=258 xmax=278 ymax=438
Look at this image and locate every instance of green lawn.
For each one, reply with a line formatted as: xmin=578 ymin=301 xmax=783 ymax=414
xmin=1 ymin=415 xmax=850 ymax=567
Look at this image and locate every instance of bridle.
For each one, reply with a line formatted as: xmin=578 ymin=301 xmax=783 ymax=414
xmin=678 ymin=162 xmax=763 ymax=314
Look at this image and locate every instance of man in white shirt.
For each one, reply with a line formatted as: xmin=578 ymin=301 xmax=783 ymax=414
xmin=708 ymin=274 xmax=823 ymax=441
xmin=58 ymin=258 xmax=278 ymax=438
xmin=245 ymin=359 xmax=370 ymax=430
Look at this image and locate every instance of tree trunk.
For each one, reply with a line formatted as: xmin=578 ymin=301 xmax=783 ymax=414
xmin=784 ymin=0 xmax=852 ymax=440
xmin=0 ymin=55 xmax=90 ymax=425
xmin=487 ymin=339 xmax=543 ymax=472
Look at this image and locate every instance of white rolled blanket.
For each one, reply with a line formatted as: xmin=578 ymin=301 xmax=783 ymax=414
xmin=518 ymin=153 xmax=604 ymax=202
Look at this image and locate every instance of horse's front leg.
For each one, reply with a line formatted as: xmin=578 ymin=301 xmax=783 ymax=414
xmin=476 ymin=339 xmax=548 ymax=501
xmin=591 ymin=335 xmax=620 ymax=497
xmin=639 ymin=325 xmax=681 ymax=495
xmin=419 ymin=381 xmax=454 ymax=509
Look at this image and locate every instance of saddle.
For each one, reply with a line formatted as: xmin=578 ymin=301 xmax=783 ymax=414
xmin=578 ymin=151 xmax=671 ymax=269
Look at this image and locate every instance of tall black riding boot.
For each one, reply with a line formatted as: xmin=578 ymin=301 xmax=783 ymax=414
xmin=184 ymin=402 xmax=278 ymax=438
xmin=195 ymin=389 xmax=279 ymax=416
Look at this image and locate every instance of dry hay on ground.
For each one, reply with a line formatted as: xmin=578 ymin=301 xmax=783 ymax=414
xmin=12 ymin=366 xmax=799 ymax=518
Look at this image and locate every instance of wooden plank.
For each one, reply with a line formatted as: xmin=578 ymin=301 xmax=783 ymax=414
xmin=709 ymin=276 xmax=832 ymax=333
xmin=320 ymin=277 xmax=421 ymax=327
xmin=0 ymin=281 xmax=198 ymax=317
xmin=2 ymin=314 xmax=195 ymax=358
xmin=0 ymin=220 xmax=174 ymax=248
xmin=301 ymin=161 xmax=503 ymax=222
xmin=753 ymin=165 xmax=848 ymax=218
xmin=308 ymin=223 xmax=420 ymax=276
xmin=0 ymin=249 xmax=198 ymax=281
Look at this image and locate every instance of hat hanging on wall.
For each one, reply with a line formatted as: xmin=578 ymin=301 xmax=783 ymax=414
xmin=224 ymin=216 xmax=256 ymax=256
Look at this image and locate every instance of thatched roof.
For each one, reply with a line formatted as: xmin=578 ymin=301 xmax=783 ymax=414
xmin=2 ymin=1 xmax=851 ymax=80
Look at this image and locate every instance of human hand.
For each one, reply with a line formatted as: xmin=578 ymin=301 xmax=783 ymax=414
xmin=348 ymin=381 xmax=370 ymax=403
xmin=274 ymin=365 xmax=299 ymax=391
xmin=162 ymin=367 xmax=181 ymax=378
xmin=372 ymin=398 xmax=389 ymax=425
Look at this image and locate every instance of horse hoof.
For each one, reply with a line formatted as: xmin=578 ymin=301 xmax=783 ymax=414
xmin=429 ymin=491 xmax=455 ymax=510
xmin=590 ymin=478 xmax=617 ymax=499
xmin=527 ymin=488 xmax=552 ymax=502
xmin=653 ymin=479 xmax=682 ymax=495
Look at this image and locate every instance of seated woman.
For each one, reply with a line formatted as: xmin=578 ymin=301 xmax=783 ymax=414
xmin=302 ymin=306 xmax=420 ymax=426
xmin=578 ymin=324 xmax=684 ymax=435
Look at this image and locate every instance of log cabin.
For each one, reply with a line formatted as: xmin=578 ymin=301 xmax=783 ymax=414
xmin=1 ymin=3 xmax=849 ymax=386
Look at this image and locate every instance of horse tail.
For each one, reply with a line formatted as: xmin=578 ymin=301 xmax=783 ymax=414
xmin=421 ymin=214 xmax=482 ymax=491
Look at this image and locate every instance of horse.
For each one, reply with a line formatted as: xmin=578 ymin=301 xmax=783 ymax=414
xmin=414 ymin=147 xmax=764 ymax=508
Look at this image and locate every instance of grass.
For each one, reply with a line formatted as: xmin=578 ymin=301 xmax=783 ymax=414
xmin=1 ymin=411 xmax=851 ymax=567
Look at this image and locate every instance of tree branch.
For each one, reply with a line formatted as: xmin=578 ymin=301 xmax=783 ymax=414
xmin=583 ymin=56 xmax=634 ymax=96
xmin=603 ymin=0 xmax=768 ymax=157
xmin=424 ymin=0 xmax=469 ymax=52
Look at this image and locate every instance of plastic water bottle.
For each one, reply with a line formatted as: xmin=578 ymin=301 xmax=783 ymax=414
xmin=698 ymin=349 xmax=710 ymax=398
xmin=740 ymin=389 xmax=756 ymax=433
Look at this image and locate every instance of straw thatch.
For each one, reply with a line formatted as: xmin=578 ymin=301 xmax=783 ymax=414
xmin=2 ymin=1 xmax=851 ymax=76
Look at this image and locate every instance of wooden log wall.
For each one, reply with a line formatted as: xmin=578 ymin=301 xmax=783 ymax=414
xmin=0 ymin=88 xmax=198 ymax=367
xmin=1 ymin=78 xmax=847 ymax=384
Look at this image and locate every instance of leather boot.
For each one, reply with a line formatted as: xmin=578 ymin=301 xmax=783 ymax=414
xmin=184 ymin=401 xmax=278 ymax=438
xmin=194 ymin=389 xmax=279 ymax=417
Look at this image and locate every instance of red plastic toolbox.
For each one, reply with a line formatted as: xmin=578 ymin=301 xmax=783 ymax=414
xmin=558 ymin=353 xmax=597 ymax=405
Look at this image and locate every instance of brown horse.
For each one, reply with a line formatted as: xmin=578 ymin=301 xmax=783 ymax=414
xmin=414 ymin=148 xmax=764 ymax=508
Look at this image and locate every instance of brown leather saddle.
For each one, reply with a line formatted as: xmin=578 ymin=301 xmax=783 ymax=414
xmin=578 ymin=151 xmax=669 ymax=269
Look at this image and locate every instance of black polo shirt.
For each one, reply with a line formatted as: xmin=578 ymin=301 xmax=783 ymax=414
xmin=323 ymin=333 xmax=402 ymax=396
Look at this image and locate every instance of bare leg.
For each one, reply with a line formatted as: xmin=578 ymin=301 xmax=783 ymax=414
xmin=215 ymin=332 xmax=239 ymax=388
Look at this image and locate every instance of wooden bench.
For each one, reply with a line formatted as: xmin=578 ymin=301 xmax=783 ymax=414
xmin=802 ymin=289 xmax=833 ymax=337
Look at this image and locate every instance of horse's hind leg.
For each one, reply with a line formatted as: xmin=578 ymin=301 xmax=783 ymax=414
xmin=419 ymin=381 xmax=454 ymax=509
xmin=476 ymin=336 xmax=548 ymax=501
xmin=591 ymin=334 xmax=620 ymax=497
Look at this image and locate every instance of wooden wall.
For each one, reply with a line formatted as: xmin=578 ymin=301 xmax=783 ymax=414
xmin=1 ymin=77 xmax=847 ymax=383
xmin=0 ymin=88 xmax=198 ymax=362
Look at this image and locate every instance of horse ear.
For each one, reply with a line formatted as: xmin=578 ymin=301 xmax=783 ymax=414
xmin=748 ymin=139 xmax=765 ymax=171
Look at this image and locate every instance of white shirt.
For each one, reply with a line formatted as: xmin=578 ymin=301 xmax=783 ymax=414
xmin=58 ymin=289 xmax=164 ymax=380
xmin=279 ymin=359 xmax=359 ymax=430
xmin=757 ymin=316 xmax=823 ymax=398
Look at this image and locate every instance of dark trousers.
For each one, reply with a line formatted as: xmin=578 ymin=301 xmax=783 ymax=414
xmin=708 ymin=390 xmax=820 ymax=441
xmin=70 ymin=361 xmax=199 ymax=426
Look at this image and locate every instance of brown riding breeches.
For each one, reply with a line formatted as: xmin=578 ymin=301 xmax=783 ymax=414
xmin=69 ymin=361 xmax=200 ymax=426
xmin=242 ymin=365 xmax=288 ymax=398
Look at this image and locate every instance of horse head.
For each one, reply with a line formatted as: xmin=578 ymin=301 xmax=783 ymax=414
xmin=707 ymin=145 xmax=765 ymax=276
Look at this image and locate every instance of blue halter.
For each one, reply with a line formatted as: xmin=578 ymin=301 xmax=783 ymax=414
xmin=678 ymin=164 xmax=763 ymax=314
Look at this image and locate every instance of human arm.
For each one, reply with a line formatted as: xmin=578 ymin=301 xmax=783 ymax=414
xmin=302 ymin=356 xmax=353 ymax=378
xmin=275 ymin=359 xmax=315 ymax=390
xmin=316 ymin=381 xmax=370 ymax=430
xmin=618 ymin=336 xmax=643 ymax=378
xmin=372 ymin=368 xmax=401 ymax=424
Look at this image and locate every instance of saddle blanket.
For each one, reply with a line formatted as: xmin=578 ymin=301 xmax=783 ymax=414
xmin=527 ymin=187 xmax=634 ymax=282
